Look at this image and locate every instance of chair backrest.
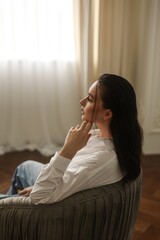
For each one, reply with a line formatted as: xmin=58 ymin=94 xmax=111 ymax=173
xmin=0 ymin=173 xmax=142 ymax=240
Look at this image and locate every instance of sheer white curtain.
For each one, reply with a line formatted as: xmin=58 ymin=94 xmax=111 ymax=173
xmin=1 ymin=0 xmax=160 ymax=155
xmin=0 ymin=0 xmax=81 ymax=155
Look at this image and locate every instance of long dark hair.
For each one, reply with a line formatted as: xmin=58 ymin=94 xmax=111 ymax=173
xmin=98 ymin=74 xmax=143 ymax=181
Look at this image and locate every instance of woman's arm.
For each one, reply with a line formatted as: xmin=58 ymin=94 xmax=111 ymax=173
xmin=29 ymin=121 xmax=92 ymax=204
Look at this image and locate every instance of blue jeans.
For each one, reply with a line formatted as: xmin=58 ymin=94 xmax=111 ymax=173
xmin=0 ymin=160 xmax=44 ymax=199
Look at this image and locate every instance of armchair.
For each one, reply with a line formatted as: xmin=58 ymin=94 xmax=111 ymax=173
xmin=0 ymin=174 xmax=142 ymax=240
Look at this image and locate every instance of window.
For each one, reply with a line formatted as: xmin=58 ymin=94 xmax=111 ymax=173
xmin=0 ymin=0 xmax=75 ymax=60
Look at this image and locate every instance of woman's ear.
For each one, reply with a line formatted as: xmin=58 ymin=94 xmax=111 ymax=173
xmin=104 ymin=109 xmax=112 ymax=120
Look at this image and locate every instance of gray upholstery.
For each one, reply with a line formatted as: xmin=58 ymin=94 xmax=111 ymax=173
xmin=0 ymin=174 xmax=142 ymax=240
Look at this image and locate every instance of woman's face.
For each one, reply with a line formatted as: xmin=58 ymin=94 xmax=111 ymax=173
xmin=80 ymin=81 xmax=105 ymax=123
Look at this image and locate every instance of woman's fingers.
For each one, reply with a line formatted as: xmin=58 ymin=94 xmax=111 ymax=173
xmin=69 ymin=121 xmax=92 ymax=132
xmin=79 ymin=121 xmax=92 ymax=131
xmin=18 ymin=187 xmax=33 ymax=196
xmin=60 ymin=121 xmax=93 ymax=159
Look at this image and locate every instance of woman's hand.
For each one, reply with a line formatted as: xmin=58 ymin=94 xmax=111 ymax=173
xmin=18 ymin=186 xmax=33 ymax=197
xmin=59 ymin=121 xmax=92 ymax=159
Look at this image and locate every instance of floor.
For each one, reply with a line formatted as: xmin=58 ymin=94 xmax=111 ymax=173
xmin=0 ymin=151 xmax=160 ymax=239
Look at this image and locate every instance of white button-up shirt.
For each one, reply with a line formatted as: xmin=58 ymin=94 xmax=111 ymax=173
xmin=30 ymin=131 xmax=123 ymax=204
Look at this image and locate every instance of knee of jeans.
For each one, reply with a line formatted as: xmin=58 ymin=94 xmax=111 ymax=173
xmin=17 ymin=160 xmax=35 ymax=174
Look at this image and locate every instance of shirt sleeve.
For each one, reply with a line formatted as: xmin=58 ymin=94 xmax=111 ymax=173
xmin=29 ymin=143 xmax=123 ymax=204
xmin=29 ymin=151 xmax=72 ymax=204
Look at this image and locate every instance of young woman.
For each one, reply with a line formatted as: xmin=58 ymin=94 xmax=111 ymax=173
xmin=0 ymin=74 xmax=143 ymax=204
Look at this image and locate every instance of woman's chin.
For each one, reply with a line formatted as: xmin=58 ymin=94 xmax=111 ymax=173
xmin=81 ymin=116 xmax=85 ymax=121
xmin=81 ymin=115 xmax=87 ymax=121
xmin=81 ymin=115 xmax=91 ymax=123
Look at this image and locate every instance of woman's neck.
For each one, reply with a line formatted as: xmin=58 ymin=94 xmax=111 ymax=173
xmin=97 ymin=124 xmax=112 ymax=139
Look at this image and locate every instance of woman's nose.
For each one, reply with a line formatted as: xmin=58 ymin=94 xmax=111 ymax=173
xmin=80 ymin=97 xmax=86 ymax=106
